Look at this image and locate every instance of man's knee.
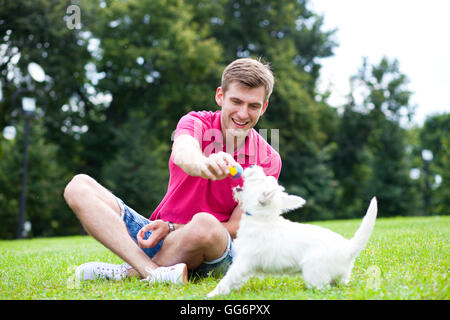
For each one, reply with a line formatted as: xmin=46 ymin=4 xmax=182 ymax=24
xmin=63 ymin=174 xmax=94 ymax=207
xmin=187 ymin=212 xmax=225 ymax=248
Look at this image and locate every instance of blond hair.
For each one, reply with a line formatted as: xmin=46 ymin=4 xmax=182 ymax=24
xmin=221 ymin=58 xmax=274 ymax=103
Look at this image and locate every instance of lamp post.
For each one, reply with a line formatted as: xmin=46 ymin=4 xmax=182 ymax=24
xmin=421 ymin=149 xmax=433 ymax=216
xmin=15 ymin=62 xmax=46 ymax=239
xmin=17 ymin=97 xmax=36 ymax=239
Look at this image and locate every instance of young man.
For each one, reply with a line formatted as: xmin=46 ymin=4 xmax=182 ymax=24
xmin=64 ymin=58 xmax=281 ymax=284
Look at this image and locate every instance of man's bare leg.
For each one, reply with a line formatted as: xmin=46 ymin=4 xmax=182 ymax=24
xmin=64 ymin=174 xmax=158 ymax=278
xmin=64 ymin=174 xmax=229 ymax=279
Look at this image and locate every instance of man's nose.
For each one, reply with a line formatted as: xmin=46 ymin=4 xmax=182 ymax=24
xmin=237 ymin=105 xmax=250 ymax=118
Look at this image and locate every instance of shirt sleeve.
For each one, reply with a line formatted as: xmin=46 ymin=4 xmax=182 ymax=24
xmin=173 ymin=111 xmax=207 ymax=145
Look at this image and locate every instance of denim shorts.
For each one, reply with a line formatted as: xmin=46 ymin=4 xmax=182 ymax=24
xmin=116 ymin=197 xmax=234 ymax=278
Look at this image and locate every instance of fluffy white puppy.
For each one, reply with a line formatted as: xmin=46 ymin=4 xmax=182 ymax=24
xmin=208 ymin=165 xmax=377 ymax=297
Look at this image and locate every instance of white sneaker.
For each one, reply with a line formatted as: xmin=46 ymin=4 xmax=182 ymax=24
xmin=75 ymin=262 xmax=132 ymax=281
xmin=141 ymin=263 xmax=188 ymax=285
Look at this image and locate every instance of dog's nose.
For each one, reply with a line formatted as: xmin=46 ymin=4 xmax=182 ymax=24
xmin=235 ymin=187 xmax=243 ymax=192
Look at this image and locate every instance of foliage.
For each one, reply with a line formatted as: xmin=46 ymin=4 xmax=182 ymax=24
xmin=419 ymin=113 xmax=450 ymax=215
xmin=78 ymin=0 xmax=224 ymax=177
xmin=333 ymin=57 xmax=422 ymax=218
xmin=0 ymin=118 xmax=77 ymax=239
xmin=0 ymin=0 xmax=92 ymax=170
xmin=101 ymin=111 xmax=170 ymax=214
xmin=0 ymin=0 xmax=448 ymax=238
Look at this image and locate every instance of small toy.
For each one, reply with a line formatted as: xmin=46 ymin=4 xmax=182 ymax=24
xmin=229 ymin=163 xmax=243 ymax=179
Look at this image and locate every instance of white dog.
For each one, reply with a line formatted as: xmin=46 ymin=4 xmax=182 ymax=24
xmin=207 ymin=165 xmax=377 ymax=297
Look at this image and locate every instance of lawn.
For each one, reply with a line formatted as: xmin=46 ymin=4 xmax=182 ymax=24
xmin=0 ymin=215 xmax=448 ymax=300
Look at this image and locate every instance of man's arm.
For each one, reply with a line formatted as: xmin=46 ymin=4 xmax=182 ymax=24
xmin=172 ymin=134 xmax=207 ymax=177
xmin=222 ymin=204 xmax=243 ymax=239
xmin=137 ymin=134 xmax=241 ymax=248
xmin=172 ymin=134 xmax=237 ymax=180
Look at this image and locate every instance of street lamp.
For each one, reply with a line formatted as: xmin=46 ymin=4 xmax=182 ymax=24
xmin=17 ymin=96 xmax=36 ymax=239
xmin=421 ymin=149 xmax=433 ymax=215
xmin=16 ymin=62 xmax=45 ymax=239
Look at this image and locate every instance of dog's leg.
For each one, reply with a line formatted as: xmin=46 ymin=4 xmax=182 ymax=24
xmin=207 ymin=259 xmax=252 ymax=297
xmin=302 ymin=261 xmax=332 ymax=290
xmin=339 ymin=263 xmax=354 ymax=286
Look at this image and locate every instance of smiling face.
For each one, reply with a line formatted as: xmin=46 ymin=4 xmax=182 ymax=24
xmin=216 ymin=81 xmax=269 ymax=141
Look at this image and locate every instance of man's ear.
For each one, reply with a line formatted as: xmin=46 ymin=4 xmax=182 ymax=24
xmin=215 ymin=87 xmax=223 ymax=107
xmin=281 ymin=194 xmax=306 ymax=213
xmin=259 ymin=100 xmax=269 ymax=117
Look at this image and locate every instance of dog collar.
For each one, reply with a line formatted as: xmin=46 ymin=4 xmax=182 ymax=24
xmin=245 ymin=211 xmax=252 ymax=216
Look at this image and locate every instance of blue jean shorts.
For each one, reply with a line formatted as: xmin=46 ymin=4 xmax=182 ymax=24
xmin=116 ymin=197 xmax=234 ymax=278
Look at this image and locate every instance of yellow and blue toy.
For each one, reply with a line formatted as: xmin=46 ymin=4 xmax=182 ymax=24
xmin=229 ymin=163 xmax=243 ymax=179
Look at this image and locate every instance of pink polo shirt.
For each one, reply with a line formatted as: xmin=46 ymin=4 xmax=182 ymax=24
xmin=150 ymin=110 xmax=282 ymax=224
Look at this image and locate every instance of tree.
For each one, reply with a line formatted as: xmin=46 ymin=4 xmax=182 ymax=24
xmin=74 ymin=0 xmax=224 ymax=178
xmin=419 ymin=113 xmax=450 ymax=215
xmin=332 ymin=104 xmax=373 ymax=218
xmin=334 ymin=57 xmax=420 ymax=217
xmin=101 ymin=110 xmax=170 ymax=214
xmin=435 ymin=134 xmax=450 ymax=214
xmin=0 ymin=0 xmax=92 ymax=168
xmin=0 ymin=118 xmax=76 ymax=239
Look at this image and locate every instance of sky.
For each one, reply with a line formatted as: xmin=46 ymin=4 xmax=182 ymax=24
xmin=309 ymin=0 xmax=450 ymax=127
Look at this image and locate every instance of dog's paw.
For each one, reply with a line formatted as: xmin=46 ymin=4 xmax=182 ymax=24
xmin=207 ymin=290 xmax=218 ymax=298
xmin=207 ymin=287 xmax=223 ymax=298
xmin=207 ymin=285 xmax=230 ymax=298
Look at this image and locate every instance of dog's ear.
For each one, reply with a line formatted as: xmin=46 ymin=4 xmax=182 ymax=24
xmin=258 ymin=189 xmax=277 ymax=206
xmin=281 ymin=194 xmax=306 ymax=213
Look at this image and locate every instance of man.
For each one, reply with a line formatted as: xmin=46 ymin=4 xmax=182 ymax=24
xmin=64 ymin=58 xmax=281 ymax=284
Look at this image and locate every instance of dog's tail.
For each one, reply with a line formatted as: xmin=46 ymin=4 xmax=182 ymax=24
xmin=349 ymin=197 xmax=378 ymax=259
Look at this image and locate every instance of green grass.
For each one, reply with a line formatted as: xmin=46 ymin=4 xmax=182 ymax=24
xmin=1 ymin=216 xmax=448 ymax=300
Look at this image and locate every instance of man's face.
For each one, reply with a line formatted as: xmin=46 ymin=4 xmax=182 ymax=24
xmin=216 ymin=81 xmax=269 ymax=138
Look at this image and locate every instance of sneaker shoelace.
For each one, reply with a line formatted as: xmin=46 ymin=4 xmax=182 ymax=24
xmin=141 ymin=266 xmax=180 ymax=284
xmin=95 ymin=263 xmax=129 ymax=280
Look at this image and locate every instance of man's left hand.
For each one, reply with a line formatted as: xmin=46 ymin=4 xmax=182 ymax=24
xmin=137 ymin=220 xmax=170 ymax=248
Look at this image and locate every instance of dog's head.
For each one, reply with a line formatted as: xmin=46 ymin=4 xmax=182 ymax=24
xmin=233 ymin=165 xmax=306 ymax=218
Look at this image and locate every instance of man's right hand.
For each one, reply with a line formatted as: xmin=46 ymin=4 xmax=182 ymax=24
xmin=196 ymin=151 xmax=238 ymax=180
xmin=172 ymin=135 xmax=238 ymax=180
